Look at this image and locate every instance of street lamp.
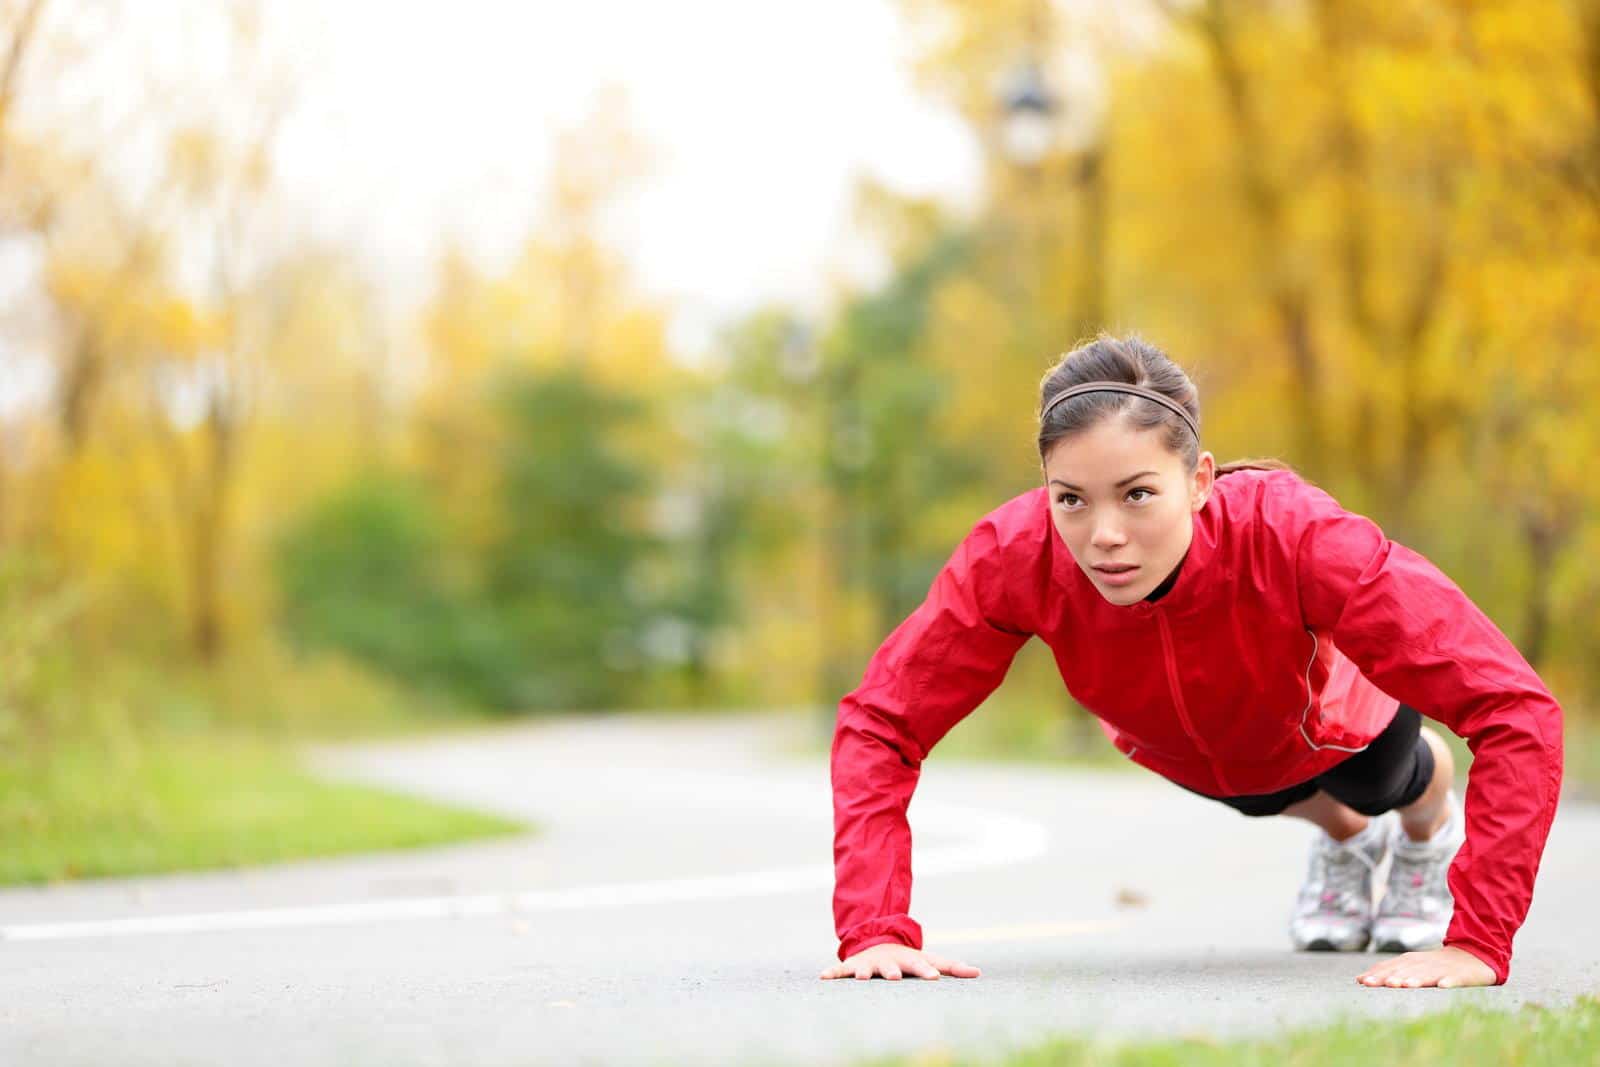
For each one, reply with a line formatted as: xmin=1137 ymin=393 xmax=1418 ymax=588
xmin=999 ymin=61 xmax=1060 ymax=167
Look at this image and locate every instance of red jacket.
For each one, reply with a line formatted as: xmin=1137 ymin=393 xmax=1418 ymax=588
xmin=830 ymin=468 xmax=1563 ymax=984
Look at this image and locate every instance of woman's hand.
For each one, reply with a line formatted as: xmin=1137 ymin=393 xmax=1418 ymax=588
xmin=820 ymin=942 xmax=982 ymax=981
xmin=1356 ymin=945 xmax=1497 ymax=989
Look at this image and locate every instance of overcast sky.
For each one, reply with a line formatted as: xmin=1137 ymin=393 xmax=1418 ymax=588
xmin=258 ymin=0 xmax=986 ymax=355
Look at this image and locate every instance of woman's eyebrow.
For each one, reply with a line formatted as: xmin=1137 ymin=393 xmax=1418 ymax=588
xmin=1049 ymin=470 xmax=1159 ymax=492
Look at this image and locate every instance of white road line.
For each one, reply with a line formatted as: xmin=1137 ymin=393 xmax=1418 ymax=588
xmin=0 ymin=800 xmax=1050 ymax=942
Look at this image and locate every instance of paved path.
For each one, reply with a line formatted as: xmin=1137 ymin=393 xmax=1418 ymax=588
xmin=2 ymin=711 xmax=1596 ymax=1066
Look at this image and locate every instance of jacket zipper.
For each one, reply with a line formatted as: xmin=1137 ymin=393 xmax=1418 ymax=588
xmin=1155 ymin=608 xmax=1235 ymax=795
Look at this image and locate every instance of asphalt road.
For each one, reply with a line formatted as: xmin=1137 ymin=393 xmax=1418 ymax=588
xmin=2 ymin=711 xmax=1596 ymax=1066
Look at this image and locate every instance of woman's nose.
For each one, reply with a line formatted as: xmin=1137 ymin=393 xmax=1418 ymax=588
xmin=1090 ymin=517 xmax=1126 ymax=549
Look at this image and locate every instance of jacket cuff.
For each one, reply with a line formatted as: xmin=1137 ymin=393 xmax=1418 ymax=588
xmin=1443 ymin=935 xmax=1509 ymax=985
xmin=837 ymin=914 xmax=923 ymax=961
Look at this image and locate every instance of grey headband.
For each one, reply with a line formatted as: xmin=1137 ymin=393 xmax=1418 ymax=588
xmin=1041 ymin=381 xmax=1200 ymax=442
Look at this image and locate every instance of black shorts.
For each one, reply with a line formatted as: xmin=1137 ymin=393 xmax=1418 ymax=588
xmin=1180 ymin=704 xmax=1435 ymax=817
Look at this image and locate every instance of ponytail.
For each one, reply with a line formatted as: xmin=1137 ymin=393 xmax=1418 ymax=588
xmin=1215 ymin=457 xmax=1295 ymax=477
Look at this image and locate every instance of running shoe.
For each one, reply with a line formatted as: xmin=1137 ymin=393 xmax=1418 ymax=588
xmin=1289 ymin=811 xmax=1397 ymax=952
xmin=1372 ymin=789 xmax=1464 ymax=953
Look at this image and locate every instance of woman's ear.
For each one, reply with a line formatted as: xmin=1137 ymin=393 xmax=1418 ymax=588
xmin=1191 ymin=451 xmax=1216 ymax=511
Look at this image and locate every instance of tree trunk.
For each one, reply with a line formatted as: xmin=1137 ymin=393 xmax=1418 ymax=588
xmin=1516 ymin=510 xmax=1569 ymax=669
xmin=188 ymin=399 xmax=238 ymax=663
xmin=0 ymin=0 xmax=49 ymax=183
xmin=1075 ymin=143 xmax=1109 ymax=340
xmin=1197 ymin=0 xmax=1326 ymax=471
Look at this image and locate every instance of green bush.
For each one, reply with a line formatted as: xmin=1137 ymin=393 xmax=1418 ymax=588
xmin=273 ymin=369 xmax=673 ymax=713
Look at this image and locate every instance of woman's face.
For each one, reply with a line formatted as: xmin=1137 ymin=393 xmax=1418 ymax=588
xmin=1042 ymin=415 xmax=1215 ymax=606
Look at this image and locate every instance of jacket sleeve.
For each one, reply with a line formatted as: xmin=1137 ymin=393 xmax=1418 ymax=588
xmin=830 ymin=517 xmax=1033 ymax=962
xmin=1287 ymin=477 xmax=1564 ymax=985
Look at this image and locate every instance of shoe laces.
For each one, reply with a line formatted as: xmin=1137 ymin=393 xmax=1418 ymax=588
xmin=1305 ymin=832 xmax=1379 ymax=913
xmin=1384 ymin=839 xmax=1450 ymax=918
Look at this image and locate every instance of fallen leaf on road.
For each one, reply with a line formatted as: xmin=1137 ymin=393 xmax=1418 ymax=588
xmin=1114 ymin=887 xmax=1149 ymax=909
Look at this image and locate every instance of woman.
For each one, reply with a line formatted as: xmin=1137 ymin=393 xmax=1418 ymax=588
xmin=819 ymin=335 xmax=1562 ymax=989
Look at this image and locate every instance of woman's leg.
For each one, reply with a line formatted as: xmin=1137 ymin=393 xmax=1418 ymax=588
xmin=1374 ymin=725 xmax=1462 ymax=951
xmin=1303 ymin=709 xmax=1464 ymax=953
xmin=1393 ymin=725 xmax=1453 ymax=841
xmin=1280 ymin=788 xmax=1390 ymax=952
xmin=1282 ymin=725 xmax=1453 ymax=841
xmin=1280 ymin=789 xmax=1370 ymax=841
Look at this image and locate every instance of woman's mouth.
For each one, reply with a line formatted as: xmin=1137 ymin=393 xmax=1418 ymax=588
xmin=1091 ymin=563 xmax=1140 ymax=587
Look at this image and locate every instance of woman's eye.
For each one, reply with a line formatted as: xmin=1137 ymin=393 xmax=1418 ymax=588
xmin=1056 ymin=489 xmax=1151 ymax=507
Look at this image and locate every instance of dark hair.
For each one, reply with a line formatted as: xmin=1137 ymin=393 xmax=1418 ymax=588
xmin=1036 ymin=333 xmax=1293 ymax=477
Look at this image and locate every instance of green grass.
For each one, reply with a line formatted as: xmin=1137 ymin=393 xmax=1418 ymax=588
xmin=862 ymin=997 xmax=1600 ymax=1066
xmin=0 ymin=733 xmax=529 ymax=886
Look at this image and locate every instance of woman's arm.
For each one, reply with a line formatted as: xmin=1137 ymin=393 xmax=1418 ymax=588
xmin=1285 ymin=476 xmax=1564 ymax=985
xmin=831 ymin=517 xmax=1033 ymax=961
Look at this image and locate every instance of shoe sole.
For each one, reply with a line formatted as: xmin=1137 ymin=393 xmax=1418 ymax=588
xmin=1296 ymin=936 xmax=1371 ymax=952
xmin=1372 ymin=935 xmax=1444 ymax=954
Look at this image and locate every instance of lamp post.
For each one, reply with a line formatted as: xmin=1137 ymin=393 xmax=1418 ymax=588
xmin=998 ymin=53 xmax=1107 ymax=342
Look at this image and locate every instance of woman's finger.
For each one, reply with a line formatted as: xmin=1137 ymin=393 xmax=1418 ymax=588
xmin=924 ymin=953 xmax=981 ymax=978
xmin=1360 ymin=949 xmax=1496 ymax=990
xmin=1357 ymin=961 xmax=1400 ymax=985
xmin=1363 ymin=962 xmax=1449 ymax=988
xmin=1374 ymin=963 xmax=1419 ymax=985
xmin=822 ymin=946 xmax=979 ymax=981
xmin=882 ymin=949 xmax=933 ymax=979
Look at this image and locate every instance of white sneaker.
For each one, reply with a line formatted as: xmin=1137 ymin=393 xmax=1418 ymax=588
xmin=1373 ymin=790 xmax=1464 ymax=953
xmin=1289 ymin=811 xmax=1397 ymax=952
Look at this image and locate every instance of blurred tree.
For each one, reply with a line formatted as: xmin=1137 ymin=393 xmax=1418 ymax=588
xmin=143 ymin=109 xmax=288 ymax=661
xmin=275 ymin=365 xmax=670 ymax=713
xmin=401 ymin=90 xmax=710 ymax=710
xmin=683 ymin=309 xmax=828 ymax=706
xmin=416 ymin=88 xmax=676 ymax=561
xmin=272 ymin=473 xmax=511 ymax=704
xmin=0 ymin=0 xmax=306 ymax=666
xmin=816 ymin=211 xmax=989 ymax=702
xmin=1149 ymin=0 xmax=1332 ymax=476
xmin=0 ymin=1 xmax=49 ymax=177
xmin=480 ymin=369 xmax=660 ymax=709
